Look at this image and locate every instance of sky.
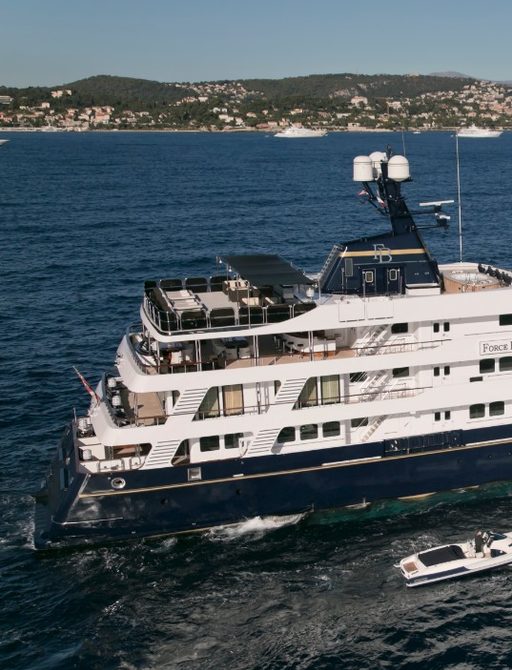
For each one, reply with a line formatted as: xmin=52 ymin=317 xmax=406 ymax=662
xmin=1 ymin=0 xmax=512 ymax=87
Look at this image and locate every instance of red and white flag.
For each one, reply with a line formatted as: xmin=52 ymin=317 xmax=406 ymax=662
xmin=73 ymin=367 xmax=100 ymax=404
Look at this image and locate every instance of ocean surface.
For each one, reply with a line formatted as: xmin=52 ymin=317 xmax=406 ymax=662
xmin=3 ymin=130 xmax=512 ymax=670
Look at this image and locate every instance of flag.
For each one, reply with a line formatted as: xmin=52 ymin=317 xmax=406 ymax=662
xmin=73 ymin=367 xmax=100 ymax=404
xmin=376 ymin=194 xmax=386 ymax=207
xmin=357 ymin=189 xmax=367 ymax=197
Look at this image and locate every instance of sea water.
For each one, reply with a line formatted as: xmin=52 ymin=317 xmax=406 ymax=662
xmin=2 ymin=130 xmax=512 ymax=669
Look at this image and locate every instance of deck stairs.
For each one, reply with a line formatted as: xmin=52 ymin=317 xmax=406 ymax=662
xmin=359 ymin=371 xmax=390 ymax=402
xmin=275 ymin=378 xmax=308 ymax=406
xmin=142 ymin=439 xmax=182 ymax=469
xmin=355 ymin=325 xmax=389 ymax=356
xmin=246 ymin=428 xmax=282 ymax=456
xmin=171 ymin=388 xmax=209 ymax=417
xmin=318 ymin=243 xmax=343 ymax=286
xmin=362 ymin=415 xmax=387 ymax=442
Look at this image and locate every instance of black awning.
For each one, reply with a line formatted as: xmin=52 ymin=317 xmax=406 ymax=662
xmin=220 ymin=254 xmax=314 ymax=287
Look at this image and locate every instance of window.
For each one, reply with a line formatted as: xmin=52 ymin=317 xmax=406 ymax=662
xmin=445 ymin=411 xmax=451 ymax=420
xmin=350 ymin=371 xmax=367 ymax=383
xmin=321 ymin=375 xmax=340 ymax=405
xmin=433 ymin=323 xmax=440 ymax=333
xmin=444 ymin=366 xmax=451 ymax=376
xmin=222 ymin=384 xmax=243 ymax=416
xmin=225 ymin=433 xmax=243 ymax=449
xmin=200 ymin=435 xmax=220 ymax=452
xmin=274 ymin=380 xmax=281 ymax=394
xmin=323 ymin=421 xmax=340 ymax=437
xmin=388 ymin=269 xmax=398 ymax=281
xmin=277 ymin=427 xmax=295 ymax=443
xmin=345 ymin=258 xmax=354 ymax=277
xmin=351 ymin=417 xmax=369 ymax=428
xmin=434 ymin=367 xmax=440 ymax=377
xmin=499 ymin=314 xmax=512 ymax=326
xmin=393 ymin=367 xmax=409 ymax=378
xmin=470 ymin=376 xmax=483 ymax=383
xmin=196 ymin=387 xmax=220 ymax=419
xmin=296 ymin=377 xmax=318 ymax=408
xmin=391 ymin=323 xmax=408 ymax=334
xmin=434 ymin=412 xmax=441 ymax=421
xmin=480 ymin=359 xmax=495 ymax=374
xmin=443 ymin=322 xmax=450 ymax=332
xmin=187 ymin=467 xmax=202 ymax=482
xmin=499 ymin=357 xmax=512 ymax=372
xmin=364 ymin=270 xmax=374 ymax=283
xmin=490 ymin=401 xmax=505 ymax=416
xmin=300 ymin=424 xmax=318 ymax=440
xmin=469 ymin=404 xmax=485 ymax=419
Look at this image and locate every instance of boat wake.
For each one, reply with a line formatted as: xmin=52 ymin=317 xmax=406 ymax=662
xmin=207 ymin=513 xmax=305 ymax=541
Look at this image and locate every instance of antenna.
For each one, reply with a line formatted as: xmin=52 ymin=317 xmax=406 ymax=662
xmin=455 ymin=133 xmax=463 ymax=263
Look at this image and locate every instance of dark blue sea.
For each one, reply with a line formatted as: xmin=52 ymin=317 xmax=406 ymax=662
xmin=3 ymin=130 xmax=512 ymax=670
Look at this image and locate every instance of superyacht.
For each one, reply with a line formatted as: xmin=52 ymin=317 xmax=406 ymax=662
xmin=34 ymin=149 xmax=512 ymax=549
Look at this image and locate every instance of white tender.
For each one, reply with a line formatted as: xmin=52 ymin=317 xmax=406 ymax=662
xmin=397 ymin=530 xmax=512 ymax=587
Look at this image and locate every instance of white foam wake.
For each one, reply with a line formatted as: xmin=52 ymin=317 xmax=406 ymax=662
xmin=208 ymin=513 xmax=305 ymax=541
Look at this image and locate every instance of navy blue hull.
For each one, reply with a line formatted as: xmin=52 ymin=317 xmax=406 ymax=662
xmin=35 ymin=427 xmax=512 ymax=549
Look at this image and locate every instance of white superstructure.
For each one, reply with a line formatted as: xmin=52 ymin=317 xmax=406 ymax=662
xmin=275 ymin=126 xmax=327 ymax=138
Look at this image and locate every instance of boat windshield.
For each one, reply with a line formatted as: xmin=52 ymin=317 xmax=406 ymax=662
xmin=418 ymin=545 xmax=465 ymax=567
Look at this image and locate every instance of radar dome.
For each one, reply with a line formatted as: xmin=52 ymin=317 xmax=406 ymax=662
xmin=387 ymin=155 xmax=410 ymax=182
xmin=353 ymin=155 xmax=373 ymax=182
xmin=369 ymin=151 xmax=387 ymax=178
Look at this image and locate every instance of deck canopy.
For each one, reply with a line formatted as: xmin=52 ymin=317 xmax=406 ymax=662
xmin=220 ymin=254 xmax=314 ymax=287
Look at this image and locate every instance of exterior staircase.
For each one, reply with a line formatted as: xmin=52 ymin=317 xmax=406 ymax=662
xmin=246 ymin=428 xmax=282 ymax=456
xmin=362 ymin=415 xmax=387 ymax=442
xmin=171 ymin=388 xmax=209 ymax=417
xmin=318 ymin=243 xmax=343 ymax=286
xmin=142 ymin=439 xmax=182 ymax=469
xmin=275 ymin=378 xmax=308 ymax=405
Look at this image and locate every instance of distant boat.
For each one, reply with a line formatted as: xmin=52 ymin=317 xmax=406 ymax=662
xmin=274 ymin=126 xmax=327 ymax=138
xmin=457 ymin=125 xmax=502 ymax=138
xmin=412 ymin=130 xmax=421 ymax=135
xmin=0 ymin=139 xmax=8 ymax=146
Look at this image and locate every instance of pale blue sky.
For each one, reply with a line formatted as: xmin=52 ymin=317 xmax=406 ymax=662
xmin=1 ymin=0 xmax=511 ymax=87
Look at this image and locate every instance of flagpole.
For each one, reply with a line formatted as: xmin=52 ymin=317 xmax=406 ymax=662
xmin=455 ymin=132 xmax=463 ymax=263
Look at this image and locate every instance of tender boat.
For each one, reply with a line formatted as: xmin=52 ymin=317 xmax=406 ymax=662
xmin=274 ymin=126 xmax=327 ymax=138
xmin=457 ymin=125 xmax=502 ymax=138
xmin=397 ymin=530 xmax=512 ymax=587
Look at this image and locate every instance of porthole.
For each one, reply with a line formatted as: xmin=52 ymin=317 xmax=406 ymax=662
xmin=111 ymin=477 xmax=126 ymax=490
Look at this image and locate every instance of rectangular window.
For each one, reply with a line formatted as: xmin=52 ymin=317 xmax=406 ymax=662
xmin=443 ymin=322 xmax=450 ymax=332
xmin=300 ymin=424 xmax=318 ymax=440
xmin=321 ymin=375 xmax=340 ymax=405
xmin=480 ymin=359 xmax=495 ymax=374
xmin=351 ymin=417 xmax=369 ymax=428
xmin=433 ymin=323 xmax=440 ymax=333
xmin=197 ymin=387 xmax=220 ymax=419
xmin=445 ymin=411 xmax=451 ymax=420
xmin=222 ymin=384 xmax=244 ymax=416
xmin=444 ymin=366 xmax=450 ymax=376
xmin=499 ymin=314 xmax=512 ymax=326
xmin=490 ymin=401 xmax=505 ymax=416
xmin=345 ymin=258 xmax=354 ymax=277
xmin=225 ymin=433 xmax=243 ymax=449
xmin=434 ymin=412 xmax=441 ymax=421
xmin=349 ymin=371 xmax=367 ymax=383
xmin=200 ymin=435 xmax=220 ymax=452
xmin=277 ymin=427 xmax=295 ymax=443
xmin=388 ymin=269 xmax=398 ymax=281
xmin=296 ymin=377 xmax=318 ymax=408
xmin=393 ymin=367 xmax=409 ymax=378
xmin=470 ymin=376 xmax=483 ymax=383
xmin=391 ymin=323 xmax=408 ymax=334
xmin=434 ymin=367 xmax=440 ymax=377
xmin=274 ymin=380 xmax=281 ymax=394
xmin=469 ymin=404 xmax=485 ymax=419
xmin=323 ymin=421 xmax=340 ymax=437
xmin=364 ymin=270 xmax=374 ymax=283
xmin=499 ymin=357 xmax=512 ymax=372
xmin=187 ymin=467 xmax=202 ymax=481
